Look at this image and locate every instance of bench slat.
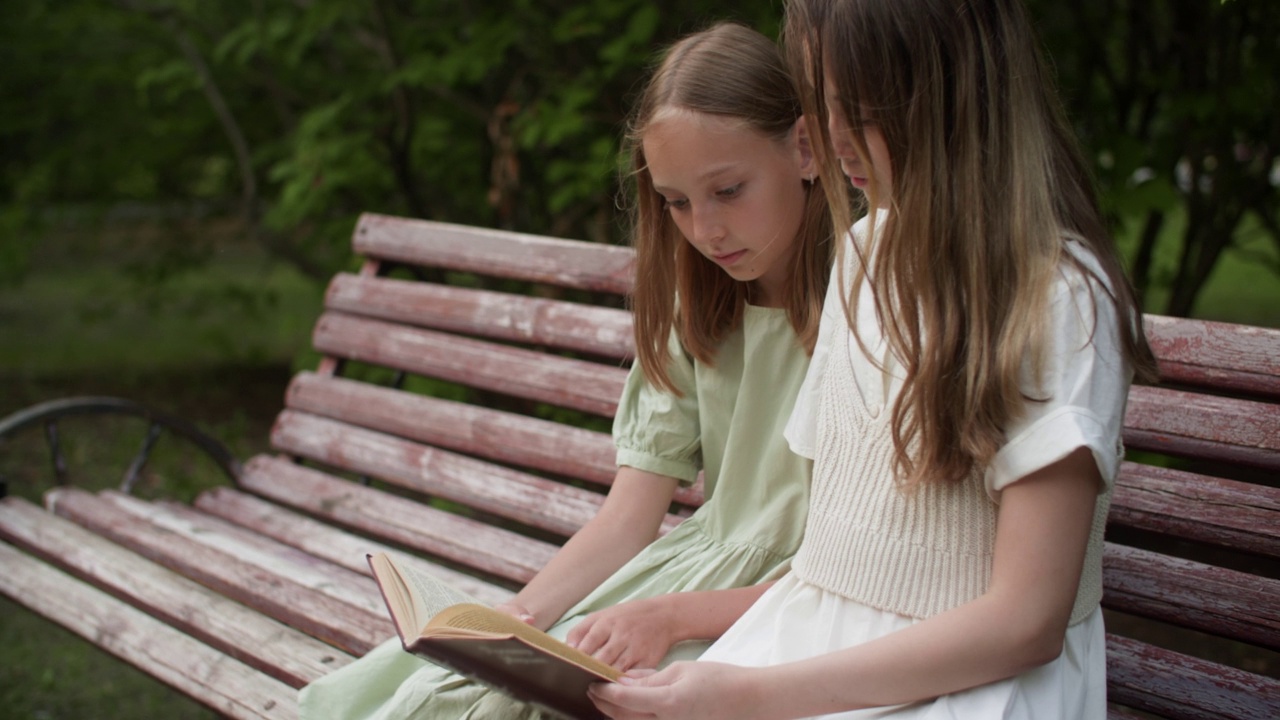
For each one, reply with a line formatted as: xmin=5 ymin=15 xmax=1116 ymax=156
xmin=46 ymin=487 xmax=393 ymax=656
xmin=1127 ymin=386 xmax=1280 ymax=451
xmin=1124 ymin=386 xmax=1280 ymax=470
xmin=1156 ymin=360 xmax=1280 ymax=400
xmin=1145 ymin=315 xmax=1280 ymax=398
xmin=0 ymin=542 xmax=299 ymax=720
xmin=1110 ymin=462 xmax=1280 ymax=558
xmin=285 ymin=372 xmax=707 ymax=507
xmin=314 ymin=311 xmax=627 ymax=417
xmin=354 ymin=213 xmax=635 ymax=295
xmin=1124 ymin=427 xmax=1280 ymax=473
xmin=1102 ymin=543 xmax=1280 ymax=651
xmin=271 ymin=410 xmax=607 ymax=535
xmin=239 ymin=455 xmax=557 ymax=584
xmin=100 ymin=492 xmax=388 ymax=617
xmin=0 ymin=497 xmax=352 ymax=688
xmin=326 ymin=274 xmax=635 ymax=360
xmin=286 ymin=372 xmax=615 ymax=487
xmin=1105 ymin=634 xmax=1280 ymax=720
xmin=193 ymin=486 xmax=515 ymax=607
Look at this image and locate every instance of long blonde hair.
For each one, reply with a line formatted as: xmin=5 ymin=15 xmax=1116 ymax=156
xmin=627 ymin=22 xmax=833 ymax=394
xmin=784 ymin=0 xmax=1157 ymax=486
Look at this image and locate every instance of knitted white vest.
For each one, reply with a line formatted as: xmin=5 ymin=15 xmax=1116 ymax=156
xmin=792 ymin=321 xmax=1107 ymax=623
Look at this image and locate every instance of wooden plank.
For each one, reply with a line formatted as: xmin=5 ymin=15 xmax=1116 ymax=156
xmin=354 ymin=213 xmax=635 ymax=295
xmin=1102 ymin=543 xmax=1280 ymax=651
xmin=97 ymin=490 xmax=387 ymax=618
xmin=237 ymin=455 xmax=558 ymax=584
xmin=0 ymin=497 xmax=352 ymax=688
xmin=1124 ymin=385 xmax=1280 ymax=471
xmin=269 ymin=410 xmax=604 ymax=535
xmin=325 ymin=274 xmax=635 ymax=360
xmin=283 ymin=372 xmax=707 ymax=507
xmin=1126 ymin=386 xmax=1280 ymax=451
xmin=45 ymin=488 xmax=394 ymax=656
xmin=193 ymin=486 xmax=515 ymax=607
xmin=286 ymin=372 xmax=616 ymax=486
xmin=1106 ymin=633 xmax=1280 ymax=720
xmin=1144 ymin=315 xmax=1280 ymax=398
xmin=0 ymin=542 xmax=297 ymax=720
xmin=1155 ymin=359 xmax=1280 ymax=400
xmin=313 ymin=311 xmax=627 ymax=417
xmin=1109 ymin=462 xmax=1280 ymax=558
xmin=1124 ymin=427 xmax=1280 ymax=472
xmin=269 ymin=411 xmax=684 ymax=537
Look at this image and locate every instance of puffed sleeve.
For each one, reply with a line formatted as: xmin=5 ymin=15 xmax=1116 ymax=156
xmin=986 ymin=244 xmax=1134 ymax=498
xmin=613 ymin=329 xmax=702 ymax=485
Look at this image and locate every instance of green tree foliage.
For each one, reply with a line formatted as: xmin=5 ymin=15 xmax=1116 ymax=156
xmin=2 ymin=0 xmax=1276 ymax=316
xmin=1031 ymin=0 xmax=1279 ymax=316
xmin=1 ymin=0 xmax=778 ymax=282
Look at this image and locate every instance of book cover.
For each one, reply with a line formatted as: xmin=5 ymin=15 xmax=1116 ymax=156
xmin=367 ymin=552 xmax=620 ymax=720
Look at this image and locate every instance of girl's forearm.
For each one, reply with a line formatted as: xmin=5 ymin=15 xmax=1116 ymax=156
xmin=744 ymin=594 xmax=1064 ymax=718
xmin=512 ymin=467 xmax=680 ymax=629
xmin=513 ymin=531 xmax=655 ymax=629
xmin=668 ymin=582 xmax=777 ymax=643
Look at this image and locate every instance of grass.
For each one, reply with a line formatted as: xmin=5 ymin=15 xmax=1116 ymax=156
xmin=0 ymin=239 xmax=321 ymax=376
xmin=0 ymin=211 xmax=1276 ymax=718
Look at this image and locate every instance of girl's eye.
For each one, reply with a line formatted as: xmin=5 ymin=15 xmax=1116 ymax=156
xmin=664 ymin=198 xmax=689 ymax=211
xmin=716 ymin=184 xmax=742 ymax=198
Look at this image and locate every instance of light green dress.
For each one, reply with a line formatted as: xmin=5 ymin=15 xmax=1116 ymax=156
xmin=298 ymin=304 xmax=813 ymax=719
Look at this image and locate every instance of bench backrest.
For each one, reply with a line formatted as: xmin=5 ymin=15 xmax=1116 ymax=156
xmin=260 ymin=214 xmax=1280 ymax=718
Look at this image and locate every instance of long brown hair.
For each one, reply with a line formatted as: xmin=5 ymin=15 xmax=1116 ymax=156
xmin=784 ymin=0 xmax=1157 ymax=486
xmin=627 ymin=22 xmax=833 ymax=393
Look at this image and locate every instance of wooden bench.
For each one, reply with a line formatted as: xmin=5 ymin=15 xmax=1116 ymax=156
xmin=1 ymin=213 xmax=1277 ymax=720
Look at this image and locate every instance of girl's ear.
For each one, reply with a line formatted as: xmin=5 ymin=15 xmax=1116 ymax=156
xmin=793 ymin=116 xmax=817 ymax=180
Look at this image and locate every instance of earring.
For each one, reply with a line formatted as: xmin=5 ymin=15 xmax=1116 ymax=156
xmin=804 ymin=173 xmax=817 ymax=185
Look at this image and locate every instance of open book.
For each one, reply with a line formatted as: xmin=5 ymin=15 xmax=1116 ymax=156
xmin=367 ymin=552 xmax=621 ymax=720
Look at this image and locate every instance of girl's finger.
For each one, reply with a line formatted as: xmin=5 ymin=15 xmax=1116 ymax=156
xmin=587 ymin=686 xmax=623 ymax=718
xmin=592 ymin=640 xmax=623 ymax=668
xmin=607 ymin=648 xmax=640 ymax=673
xmin=589 ymin=685 xmax=654 ymax=720
xmin=565 ymin=616 xmax=595 ymax=647
xmin=572 ymin=622 xmax=608 ymax=655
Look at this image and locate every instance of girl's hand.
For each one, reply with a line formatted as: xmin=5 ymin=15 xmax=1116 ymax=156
xmin=493 ymin=602 xmax=536 ymax=625
xmin=567 ymin=596 xmax=682 ymax=671
xmin=589 ymin=662 xmax=766 ymax=720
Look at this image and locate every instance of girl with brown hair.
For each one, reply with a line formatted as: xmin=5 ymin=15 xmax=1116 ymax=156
xmin=299 ymin=21 xmax=832 ymax=719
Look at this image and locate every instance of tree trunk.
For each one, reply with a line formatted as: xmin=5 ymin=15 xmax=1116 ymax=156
xmin=1130 ymin=210 xmax=1165 ymax=307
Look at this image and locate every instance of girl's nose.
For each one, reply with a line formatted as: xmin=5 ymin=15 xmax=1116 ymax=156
xmin=692 ymin=204 xmax=724 ymax=245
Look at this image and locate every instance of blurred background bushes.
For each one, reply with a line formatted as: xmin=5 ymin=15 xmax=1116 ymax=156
xmin=2 ymin=0 xmax=1276 ymax=319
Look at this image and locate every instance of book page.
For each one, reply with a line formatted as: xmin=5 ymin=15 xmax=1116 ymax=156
xmin=367 ymin=553 xmax=481 ymax=631
xmin=429 ymin=605 xmax=620 ymax=682
xmin=395 ymin=556 xmax=483 ymax=619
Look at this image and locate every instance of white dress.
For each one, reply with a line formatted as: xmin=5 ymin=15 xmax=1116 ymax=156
xmin=697 ymin=218 xmax=1129 ymax=719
